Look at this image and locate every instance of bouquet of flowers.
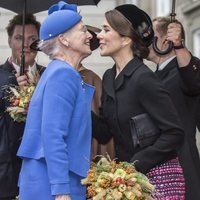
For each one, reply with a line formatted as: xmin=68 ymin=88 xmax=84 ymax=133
xmin=4 ymin=69 xmax=40 ymax=122
xmin=81 ymin=155 xmax=155 ymax=200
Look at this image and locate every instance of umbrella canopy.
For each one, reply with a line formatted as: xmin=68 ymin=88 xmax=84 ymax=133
xmin=0 ymin=0 xmax=100 ymax=13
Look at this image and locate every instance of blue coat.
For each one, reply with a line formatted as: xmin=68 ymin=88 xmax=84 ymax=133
xmin=17 ymin=59 xmax=94 ymax=197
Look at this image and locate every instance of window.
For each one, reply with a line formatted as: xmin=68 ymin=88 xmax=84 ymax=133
xmin=156 ymin=0 xmax=171 ymax=17
xmin=193 ymin=29 xmax=200 ymax=58
xmin=125 ymin=0 xmax=138 ymax=4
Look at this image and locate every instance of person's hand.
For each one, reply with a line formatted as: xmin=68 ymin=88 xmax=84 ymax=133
xmin=15 ymin=73 xmax=29 ymax=86
xmin=166 ymin=22 xmax=183 ymax=47
xmin=167 ymin=23 xmax=191 ymax=67
xmin=55 ymin=195 xmax=71 ymax=200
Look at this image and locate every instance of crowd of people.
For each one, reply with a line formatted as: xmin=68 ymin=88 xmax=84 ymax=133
xmin=0 ymin=1 xmax=200 ymax=200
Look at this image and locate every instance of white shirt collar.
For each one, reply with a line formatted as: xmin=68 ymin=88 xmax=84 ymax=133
xmin=9 ymin=57 xmax=37 ymax=74
xmin=158 ymin=56 xmax=176 ymax=71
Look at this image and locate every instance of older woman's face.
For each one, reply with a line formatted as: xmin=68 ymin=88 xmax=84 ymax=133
xmin=97 ymin=18 xmax=124 ymax=57
xmin=65 ymin=21 xmax=92 ymax=58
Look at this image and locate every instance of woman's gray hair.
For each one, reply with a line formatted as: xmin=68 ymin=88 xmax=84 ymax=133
xmin=38 ymin=37 xmax=60 ymax=59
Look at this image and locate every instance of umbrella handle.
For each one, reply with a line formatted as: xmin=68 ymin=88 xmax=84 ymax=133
xmin=20 ymin=54 xmax=25 ymax=75
xmin=152 ymin=36 xmax=174 ymax=56
xmin=152 ymin=0 xmax=176 ymax=55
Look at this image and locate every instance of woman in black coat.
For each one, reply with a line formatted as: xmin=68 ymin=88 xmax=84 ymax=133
xmin=93 ymin=4 xmax=185 ymax=199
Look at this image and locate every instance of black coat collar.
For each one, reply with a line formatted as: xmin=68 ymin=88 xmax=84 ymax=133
xmin=103 ymin=57 xmax=143 ymax=99
xmin=0 ymin=60 xmax=16 ymax=74
xmin=155 ymin=57 xmax=177 ymax=79
xmin=0 ymin=59 xmax=45 ymax=75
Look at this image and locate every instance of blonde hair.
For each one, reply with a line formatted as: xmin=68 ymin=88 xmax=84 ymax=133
xmin=153 ymin=17 xmax=185 ymax=39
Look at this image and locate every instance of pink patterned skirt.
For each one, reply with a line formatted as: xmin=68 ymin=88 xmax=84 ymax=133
xmin=146 ymin=158 xmax=185 ymax=200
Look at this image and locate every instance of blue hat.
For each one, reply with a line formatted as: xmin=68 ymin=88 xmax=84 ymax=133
xmin=40 ymin=1 xmax=82 ymax=41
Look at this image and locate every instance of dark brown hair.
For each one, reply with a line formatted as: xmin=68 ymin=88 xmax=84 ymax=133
xmin=6 ymin=13 xmax=41 ymax=37
xmin=105 ymin=9 xmax=149 ymax=59
xmin=153 ymin=17 xmax=185 ymax=40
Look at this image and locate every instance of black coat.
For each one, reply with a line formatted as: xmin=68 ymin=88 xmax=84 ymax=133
xmin=0 ymin=60 xmax=45 ymax=198
xmin=93 ymin=57 xmax=184 ymax=174
xmin=155 ymin=57 xmax=200 ymax=200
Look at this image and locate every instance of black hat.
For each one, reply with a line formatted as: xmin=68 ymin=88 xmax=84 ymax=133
xmin=115 ymin=4 xmax=154 ymax=46
xmin=86 ymin=25 xmax=100 ymax=51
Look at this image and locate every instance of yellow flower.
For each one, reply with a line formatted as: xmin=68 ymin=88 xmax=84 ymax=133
xmin=4 ymin=69 xmax=40 ymax=122
xmin=81 ymin=155 xmax=155 ymax=200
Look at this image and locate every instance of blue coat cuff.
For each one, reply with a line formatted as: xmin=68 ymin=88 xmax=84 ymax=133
xmin=51 ymin=183 xmax=70 ymax=195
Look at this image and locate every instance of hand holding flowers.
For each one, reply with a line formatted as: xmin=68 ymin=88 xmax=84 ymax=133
xmin=4 ymin=69 xmax=40 ymax=122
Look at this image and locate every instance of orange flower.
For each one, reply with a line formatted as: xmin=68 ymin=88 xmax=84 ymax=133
xmin=81 ymin=155 xmax=155 ymax=199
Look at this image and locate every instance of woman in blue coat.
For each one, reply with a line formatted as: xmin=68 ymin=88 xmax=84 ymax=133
xmin=17 ymin=2 xmax=94 ymax=200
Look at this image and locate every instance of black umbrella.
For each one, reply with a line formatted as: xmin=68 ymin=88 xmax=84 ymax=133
xmin=0 ymin=0 xmax=101 ymax=75
xmin=0 ymin=0 xmax=100 ymax=13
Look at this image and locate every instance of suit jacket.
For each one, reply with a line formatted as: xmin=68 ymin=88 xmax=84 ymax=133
xmin=93 ymin=57 xmax=184 ymax=174
xmin=17 ymin=59 xmax=94 ymax=195
xmin=0 ymin=60 xmax=45 ymax=197
xmin=156 ymin=57 xmax=200 ymax=200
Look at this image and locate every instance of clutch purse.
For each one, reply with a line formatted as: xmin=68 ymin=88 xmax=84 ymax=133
xmin=130 ymin=113 xmax=160 ymax=148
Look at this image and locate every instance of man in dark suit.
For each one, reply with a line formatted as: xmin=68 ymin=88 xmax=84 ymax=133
xmin=147 ymin=17 xmax=200 ymax=200
xmin=0 ymin=13 xmax=44 ymax=200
